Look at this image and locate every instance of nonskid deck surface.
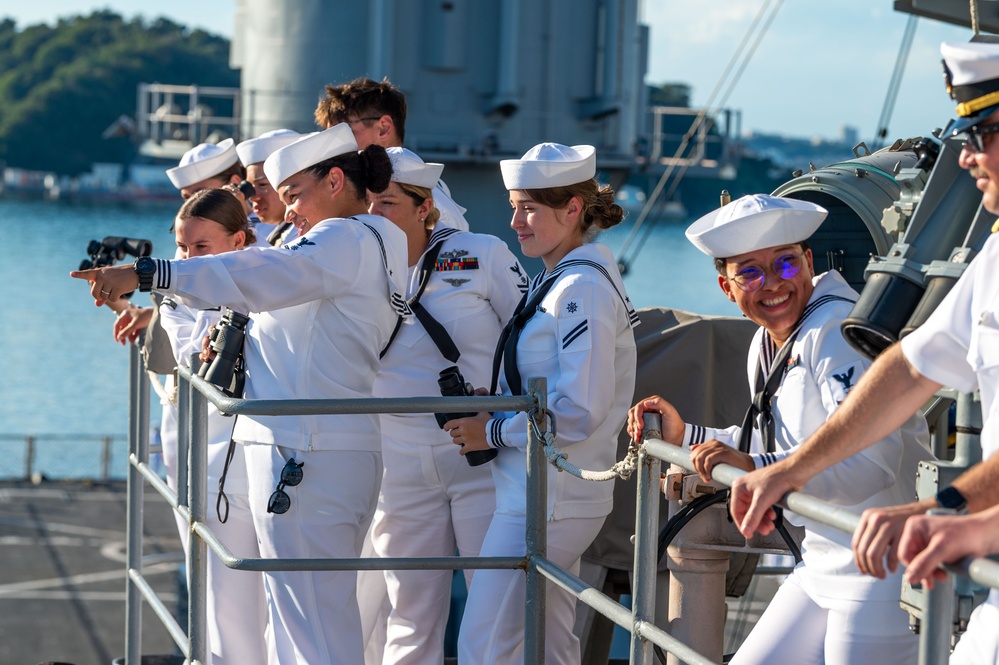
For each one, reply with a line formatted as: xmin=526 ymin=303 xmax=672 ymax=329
xmin=0 ymin=479 xmax=784 ymax=665
xmin=0 ymin=480 xmax=181 ymax=665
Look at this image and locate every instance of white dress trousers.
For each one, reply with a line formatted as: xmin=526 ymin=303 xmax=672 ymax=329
xmin=457 ymin=513 xmax=605 ymax=665
xmin=244 ymin=443 xmax=381 ymax=665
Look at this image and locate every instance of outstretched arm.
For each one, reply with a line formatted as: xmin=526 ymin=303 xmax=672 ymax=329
xmin=730 ymin=343 xmax=940 ymax=537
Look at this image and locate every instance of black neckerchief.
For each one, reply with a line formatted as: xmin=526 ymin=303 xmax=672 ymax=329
xmin=489 ymin=257 xmax=638 ymax=397
xmin=736 ymin=294 xmax=855 ymax=454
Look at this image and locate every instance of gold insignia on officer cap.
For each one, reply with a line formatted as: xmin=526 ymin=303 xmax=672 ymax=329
xmin=685 ymin=194 xmax=828 ymax=259
xmin=386 ymin=147 xmax=444 ymax=189
xmin=236 ymin=129 xmax=302 ymax=167
xmin=264 ymin=124 xmax=357 ymax=189
xmin=941 ymin=39 xmax=999 ymax=135
xmin=500 ymin=143 xmax=596 ymax=190
xmin=166 ymin=138 xmax=239 ymax=189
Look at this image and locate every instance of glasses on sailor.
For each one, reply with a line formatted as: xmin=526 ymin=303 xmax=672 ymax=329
xmin=730 ymin=251 xmax=804 ymax=292
xmin=267 ymin=458 xmax=304 ymax=515
xmin=963 ymin=122 xmax=999 ymax=153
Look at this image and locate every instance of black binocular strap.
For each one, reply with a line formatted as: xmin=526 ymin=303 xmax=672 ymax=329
xmin=266 ymin=220 xmax=293 ymax=246
xmin=736 ymin=294 xmax=856 ymax=455
xmin=380 ymin=237 xmax=461 ymax=364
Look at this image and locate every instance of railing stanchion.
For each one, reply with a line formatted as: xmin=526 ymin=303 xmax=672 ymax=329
xmin=24 ymin=435 xmax=35 ymax=481
xmin=125 ymin=344 xmax=149 ymax=665
xmin=187 ymin=373 xmax=209 ymax=665
xmin=101 ymin=435 xmax=112 ymax=482
xmin=177 ymin=363 xmax=191 ymax=520
xmin=631 ymin=414 xmax=662 ymax=665
xmin=919 ymin=509 xmax=958 ymax=665
xmin=524 ymin=377 xmax=548 ymax=665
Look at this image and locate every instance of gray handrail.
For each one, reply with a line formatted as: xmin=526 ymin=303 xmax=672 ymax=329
xmin=643 ymin=417 xmax=999 ymax=665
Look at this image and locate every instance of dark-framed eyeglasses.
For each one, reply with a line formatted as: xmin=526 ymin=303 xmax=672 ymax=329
xmin=730 ymin=251 xmax=804 ymax=292
xmin=267 ymin=458 xmax=304 ymax=515
xmin=963 ymin=122 xmax=999 ymax=153
xmin=345 ymin=115 xmax=381 ymax=126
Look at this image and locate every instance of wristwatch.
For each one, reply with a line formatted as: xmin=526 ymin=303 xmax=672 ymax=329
xmin=935 ymin=485 xmax=968 ymax=514
xmin=134 ymin=256 xmax=156 ymax=292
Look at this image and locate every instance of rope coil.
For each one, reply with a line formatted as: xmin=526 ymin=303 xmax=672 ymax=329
xmin=530 ymin=407 xmax=641 ymax=482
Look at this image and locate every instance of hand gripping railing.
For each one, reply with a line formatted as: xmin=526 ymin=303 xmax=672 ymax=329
xmin=641 ymin=412 xmax=999 ymax=665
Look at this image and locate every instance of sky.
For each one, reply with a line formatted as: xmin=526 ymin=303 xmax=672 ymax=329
xmin=3 ymin=1 xmax=977 ymax=142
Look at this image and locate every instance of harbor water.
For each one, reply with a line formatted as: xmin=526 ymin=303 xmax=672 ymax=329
xmin=0 ymin=196 xmax=739 ymax=479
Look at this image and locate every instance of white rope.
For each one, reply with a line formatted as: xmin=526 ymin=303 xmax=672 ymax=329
xmin=541 ymin=431 xmax=642 ymax=482
xmin=147 ymin=370 xmax=177 ymax=405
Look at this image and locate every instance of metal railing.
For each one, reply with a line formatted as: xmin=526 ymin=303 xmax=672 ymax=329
xmin=122 ymin=341 xmax=999 ymax=665
xmin=0 ymin=433 xmax=126 ymax=482
xmin=643 ymin=416 xmax=999 ymax=665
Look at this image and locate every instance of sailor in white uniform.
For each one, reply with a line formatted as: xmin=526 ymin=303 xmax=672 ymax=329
xmin=629 ymin=194 xmax=932 ymax=665
xmin=898 ymin=214 xmax=999 ymax=665
xmin=893 ymin=44 xmax=999 ymax=665
xmin=725 ymin=41 xmax=999 ymax=665
xmin=73 ymin=123 xmax=411 ymax=665
xmin=236 ymin=129 xmax=301 ymax=246
xmin=444 ymin=143 xmax=638 ymax=665
xmin=166 ymin=138 xmax=246 ymax=201
xmin=156 ymin=188 xmax=266 ymax=665
xmin=367 ymin=148 xmax=527 ymax=665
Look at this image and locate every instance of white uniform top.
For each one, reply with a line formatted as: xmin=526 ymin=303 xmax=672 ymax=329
xmin=683 ymin=271 xmax=932 ymax=598
xmin=157 ymin=300 xmax=246 ymax=491
xmin=902 ymin=231 xmax=999 ymax=461
xmin=148 ymin=214 xmax=410 ymax=452
xmin=486 ymin=243 xmax=639 ymax=520
xmin=902 ymin=231 xmax=999 ymax=617
xmin=373 ymin=226 xmax=528 ymax=440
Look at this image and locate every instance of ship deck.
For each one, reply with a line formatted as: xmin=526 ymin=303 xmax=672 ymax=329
xmin=0 ymin=480 xmax=181 ymax=665
xmin=0 ymin=478 xmax=783 ymax=664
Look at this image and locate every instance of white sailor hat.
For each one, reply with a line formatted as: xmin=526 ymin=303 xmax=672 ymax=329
xmin=685 ymin=194 xmax=827 ymax=258
xmin=263 ymin=124 xmax=357 ymax=189
xmin=236 ymin=129 xmax=302 ymax=167
xmin=500 ymin=143 xmax=596 ymax=190
xmin=942 ymin=40 xmax=999 ymax=135
xmin=386 ymin=147 xmax=444 ymax=189
xmin=166 ymin=138 xmax=239 ymax=189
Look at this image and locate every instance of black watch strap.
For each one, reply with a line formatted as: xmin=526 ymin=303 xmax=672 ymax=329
xmin=935 ymin=485 xmax=968 ymax=513
xmin=134 ymin=257 xmax=156 ymax=292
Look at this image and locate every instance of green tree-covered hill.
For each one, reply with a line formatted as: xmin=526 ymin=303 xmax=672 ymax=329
xmin=0 ymin=11 xmax=236 ymax=175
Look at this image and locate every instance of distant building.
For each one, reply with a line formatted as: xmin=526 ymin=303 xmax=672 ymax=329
xmin=838 ymin=124 xmax=859 ymax=146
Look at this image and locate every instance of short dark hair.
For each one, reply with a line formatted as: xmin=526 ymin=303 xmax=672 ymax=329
xmin=714 ymin=240 xmax=810 ymax=276
xmin=315 ymin=77 xmax=407 ymax=142
xmin=304 ymin=144 xmax=394 ymax=200
xmin=214 ymin=160 xmax=246 ymax=183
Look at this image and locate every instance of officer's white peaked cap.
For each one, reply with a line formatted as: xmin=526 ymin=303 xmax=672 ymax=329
xmin=236 ymin=129 xmax=302 ymax=167
xmin=166 ymin=138 xmax=239 ymax=189
xmin=500 ymin=143 xmax=596 ymax=190
xmin=685 ymin=194 xmax=827 ymax=259
xmin=264 ymin=124 xmax=357 ymax=189
xmin=942 ymin=40 xmax=999 ymax=135
xmin=386 ymin=147 xmax=444 ymax=189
